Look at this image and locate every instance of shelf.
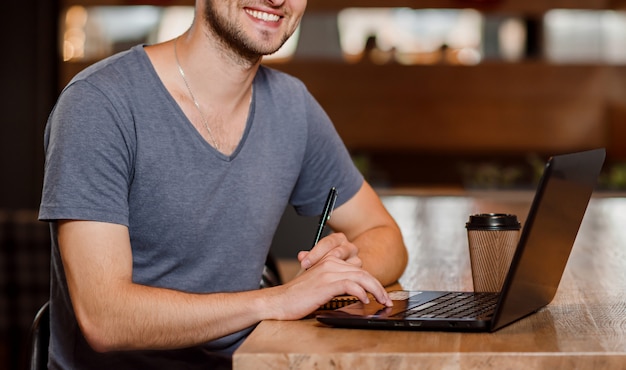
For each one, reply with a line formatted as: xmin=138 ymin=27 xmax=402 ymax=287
xmin=59 ymin=0 xmax=625 ymax=13
xmin=61 ymin=0 xmax=193 ymax=7
xmin=305 ymin=0 xmax=622 ymax=13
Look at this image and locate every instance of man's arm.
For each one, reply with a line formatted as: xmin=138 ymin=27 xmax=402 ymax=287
xmin=298 ymin=181 xmax=408 ymax=286
xmin=58 ymin=219 xmax=391 ymax=352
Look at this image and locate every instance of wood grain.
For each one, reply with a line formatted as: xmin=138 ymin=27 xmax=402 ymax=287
xmin=273 ymin=63 xmax=611 ymax=154
xmin=236 ymin=192 xmax=626 ymax=369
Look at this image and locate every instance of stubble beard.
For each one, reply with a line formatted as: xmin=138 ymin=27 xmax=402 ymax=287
xmin=203 ymin=1 xmax=292 ymax=67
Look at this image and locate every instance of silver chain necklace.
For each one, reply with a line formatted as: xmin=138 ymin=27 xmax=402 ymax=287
xmin=173 ymin=37 xmax=220 ymax=150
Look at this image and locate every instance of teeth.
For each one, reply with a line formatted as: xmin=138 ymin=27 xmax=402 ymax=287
xmin=246 ymin=9 xmax=280 ymax=22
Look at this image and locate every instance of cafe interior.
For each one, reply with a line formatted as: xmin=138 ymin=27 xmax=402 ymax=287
xmin=2 ymin=1 xmax=626 ymax=369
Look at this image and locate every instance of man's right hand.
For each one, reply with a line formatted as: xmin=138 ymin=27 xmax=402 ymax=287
xmin=262 ymin=253 xmax=392 ymax=321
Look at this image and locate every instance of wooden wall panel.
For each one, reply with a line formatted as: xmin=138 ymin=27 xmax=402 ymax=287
xmin=272 ymin=62 xmax=615 ymax=155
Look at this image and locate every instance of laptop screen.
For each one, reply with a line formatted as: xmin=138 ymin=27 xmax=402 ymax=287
xmin=492 ymin=149 xmax=605 ymax=330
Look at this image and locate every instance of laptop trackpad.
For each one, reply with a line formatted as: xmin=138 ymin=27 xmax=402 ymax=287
xmin=336 ymin=291 xmax=448 ymax=318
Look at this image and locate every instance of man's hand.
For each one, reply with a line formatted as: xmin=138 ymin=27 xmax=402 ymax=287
xmin=305 ymin=182 xmax=408 ymax=287
xmin=264 ymin=255 xmax=392 ymax=321
xmin=297 ymin=232 xmax=361 ymax=270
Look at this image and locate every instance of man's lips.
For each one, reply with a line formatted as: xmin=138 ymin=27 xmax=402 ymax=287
xmin=245 ymin=8 xmax=282 ymax=23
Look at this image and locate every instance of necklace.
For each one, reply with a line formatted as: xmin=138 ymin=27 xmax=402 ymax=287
xmin=173 ymin=37 xmax=220 ymax=150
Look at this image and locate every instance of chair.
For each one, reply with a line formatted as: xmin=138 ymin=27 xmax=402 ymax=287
xmin=24 ymin=301 xmax=49 ymax=370
xmin=260 ymin=253 xmax=283 ymax=288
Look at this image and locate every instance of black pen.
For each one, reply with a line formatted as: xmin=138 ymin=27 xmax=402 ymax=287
xmin=311 ymin=187 xmax=338 ymax=248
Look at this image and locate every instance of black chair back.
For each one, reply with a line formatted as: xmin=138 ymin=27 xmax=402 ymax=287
xmin=25 ymin=301 xmax=49 ymax=370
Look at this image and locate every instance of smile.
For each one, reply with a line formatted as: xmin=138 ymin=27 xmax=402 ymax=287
xmin=245 ymin=9 xmax=281 ymax=22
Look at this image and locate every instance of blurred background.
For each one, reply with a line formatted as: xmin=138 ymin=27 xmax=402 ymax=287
xmin=3 ymin=0 xmax=626 ymax=369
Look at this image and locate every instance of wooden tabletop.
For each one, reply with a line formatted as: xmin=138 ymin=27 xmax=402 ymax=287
xmin=234 ymin=191 xmax=626 ymax=369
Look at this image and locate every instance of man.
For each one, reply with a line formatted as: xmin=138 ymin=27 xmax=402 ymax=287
xmin=39 ymin=0 xmax=408 ymax=368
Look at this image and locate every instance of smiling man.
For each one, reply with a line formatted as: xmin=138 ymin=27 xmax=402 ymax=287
xmin=39 ymin=0 xmax=408 ymax=369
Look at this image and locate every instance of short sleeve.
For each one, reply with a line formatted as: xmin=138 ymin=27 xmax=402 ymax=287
xmin=39 ymin=80 xmax=135 ymax=226
xmin=289 ymin=89 xmax=363 ymax=216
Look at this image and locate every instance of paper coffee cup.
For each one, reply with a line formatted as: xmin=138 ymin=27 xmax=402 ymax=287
xmin=466 ymin=213 xmax=521 ymax=292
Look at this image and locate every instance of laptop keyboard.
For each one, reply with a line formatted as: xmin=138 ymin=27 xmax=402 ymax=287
xmin=395 ymin=292 xmax=499 ymax=320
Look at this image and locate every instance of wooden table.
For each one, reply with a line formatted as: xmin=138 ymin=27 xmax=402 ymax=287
xmin=234 ymin=190 xmax=626 ymax=369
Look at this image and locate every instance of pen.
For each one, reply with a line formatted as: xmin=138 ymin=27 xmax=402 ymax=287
xmin=311 ymin=187 xmax=338 ymax=248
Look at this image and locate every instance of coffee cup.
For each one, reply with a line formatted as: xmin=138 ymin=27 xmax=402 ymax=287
xmin=466 ymin=213 xmax=521 ymax=292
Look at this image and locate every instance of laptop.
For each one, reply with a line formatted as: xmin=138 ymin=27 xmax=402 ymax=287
xmin=317 ymin=148 xmax=606 ymax=332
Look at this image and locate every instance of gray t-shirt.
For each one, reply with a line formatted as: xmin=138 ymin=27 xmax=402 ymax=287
xmin=39 ymin=45 xmax=363 ymax=369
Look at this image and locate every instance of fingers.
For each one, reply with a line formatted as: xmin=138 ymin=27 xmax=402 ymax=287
xmin=270 ymin=257 xmax=393 ymax=320
xmin=293 ymin=234 xmax=392 ymax=310
xmin=337 ymin=276 xmax=392 ymax=307
xmin=310 ymin=257 xmax=392 ymax=307
xmin=297 ymin=250 xmax=308 ymax=263
xmin=299 ymin=233 xmax=360 ymax=270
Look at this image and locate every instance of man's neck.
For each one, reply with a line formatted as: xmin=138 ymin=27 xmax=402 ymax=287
xmin=178 ymin=28 xmax=258 ymax=108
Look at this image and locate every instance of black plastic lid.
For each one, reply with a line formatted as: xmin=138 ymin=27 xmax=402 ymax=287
xmin=465 ymin=213 xmax=521 ymax=231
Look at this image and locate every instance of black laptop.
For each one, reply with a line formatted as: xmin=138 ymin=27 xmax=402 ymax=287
xmin=317 ymin=148 xmax=606 ymax=332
